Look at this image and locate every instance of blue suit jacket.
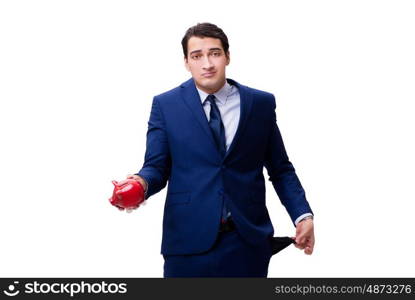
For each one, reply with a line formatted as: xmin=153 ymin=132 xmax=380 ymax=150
xmin=137 ymin=77 xmax=313 ymax=255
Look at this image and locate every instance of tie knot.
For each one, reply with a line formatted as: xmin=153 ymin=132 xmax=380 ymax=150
xmin=205 ymin=94 xmax=216 ymax=104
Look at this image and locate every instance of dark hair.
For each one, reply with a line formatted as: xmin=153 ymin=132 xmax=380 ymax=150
xmin=181 ymin=22 xmax=229 ymax=59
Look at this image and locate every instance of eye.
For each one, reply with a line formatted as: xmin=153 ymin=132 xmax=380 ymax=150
xmin=192 ymin=55 xmax=201 ymax=60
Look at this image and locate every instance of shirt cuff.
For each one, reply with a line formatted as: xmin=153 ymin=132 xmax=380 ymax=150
xmin=294 ymin=213 xmax=314 ymax=226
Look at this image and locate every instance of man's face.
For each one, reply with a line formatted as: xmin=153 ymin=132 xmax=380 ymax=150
xmin=184 ymin=36 xmax=230 ymax=94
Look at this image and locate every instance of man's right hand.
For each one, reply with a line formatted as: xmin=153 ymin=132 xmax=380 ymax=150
xmin=126 ymin=174 xmax=148 ymax=192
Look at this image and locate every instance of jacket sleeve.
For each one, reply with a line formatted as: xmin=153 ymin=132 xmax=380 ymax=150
xmin=136 ymin=96 xmax=171 ymax=199
xmin=263 ymin=95 xmax=313 ymax=225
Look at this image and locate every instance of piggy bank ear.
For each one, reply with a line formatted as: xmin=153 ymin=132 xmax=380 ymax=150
xmin=112 ymin=180 xmax=118 ymax=187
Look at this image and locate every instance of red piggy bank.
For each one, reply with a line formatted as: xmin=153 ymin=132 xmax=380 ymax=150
xmin=109 ymin=179 xmax=145 ymax=209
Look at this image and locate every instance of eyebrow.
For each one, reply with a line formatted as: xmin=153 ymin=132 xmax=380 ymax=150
xmin=189 ymin=48 xmax=223 ymax=56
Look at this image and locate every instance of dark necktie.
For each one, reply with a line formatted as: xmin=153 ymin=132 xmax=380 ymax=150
xmin=205 ymin=94 xmax=229 ymax=222
xmin=205 ymin=94 xmax=227 ymax=156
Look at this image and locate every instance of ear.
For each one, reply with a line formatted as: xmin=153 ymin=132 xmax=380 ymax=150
xmin=184 ymin=56 xmax=190 ymax=72
xmin=226 ymin=51 xmax=230 ymax=65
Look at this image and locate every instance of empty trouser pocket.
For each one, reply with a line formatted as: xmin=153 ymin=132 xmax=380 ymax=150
xmin=270 ymin=236 xmax=296 ymax=255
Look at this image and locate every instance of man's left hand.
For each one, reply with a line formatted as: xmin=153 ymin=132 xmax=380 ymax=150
xmin=294 ymin=218 xmax=315 ymax=255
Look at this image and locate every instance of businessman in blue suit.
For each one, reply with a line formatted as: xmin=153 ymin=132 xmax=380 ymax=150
xmin=125 ymin=23 xmax=315 ymax=277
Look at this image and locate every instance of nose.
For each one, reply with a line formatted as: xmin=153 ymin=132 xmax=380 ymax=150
xmin=201 ymin=55 xmax=214 ymax=70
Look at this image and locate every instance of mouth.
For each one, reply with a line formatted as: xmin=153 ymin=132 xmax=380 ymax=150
xmin=202 ymin=71 xmax=216 ymax=78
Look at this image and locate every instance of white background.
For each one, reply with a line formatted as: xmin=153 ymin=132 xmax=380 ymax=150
xmin=1 ymin=0 xmax=414 ymax=277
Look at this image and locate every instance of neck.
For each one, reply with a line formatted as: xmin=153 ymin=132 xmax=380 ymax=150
xmin=195 ymin=79 xmax=226 ymax=94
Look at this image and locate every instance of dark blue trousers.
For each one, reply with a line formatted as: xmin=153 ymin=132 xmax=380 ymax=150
xmin=163 ymin=230 xmax=273 ymax=277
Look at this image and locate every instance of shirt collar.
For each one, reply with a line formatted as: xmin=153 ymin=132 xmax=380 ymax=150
xmin=196 ymin=80 xmax=232 ymax=105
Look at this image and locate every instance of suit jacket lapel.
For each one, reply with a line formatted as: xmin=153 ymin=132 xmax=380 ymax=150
xmin=224 ymin=78 xmax=253 ymax=161
xmin=180 ymin=78 xmax=219 ymax=156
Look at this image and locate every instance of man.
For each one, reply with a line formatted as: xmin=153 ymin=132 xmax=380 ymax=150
xmin=123 ymin=22 xmax=315 ymax=277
